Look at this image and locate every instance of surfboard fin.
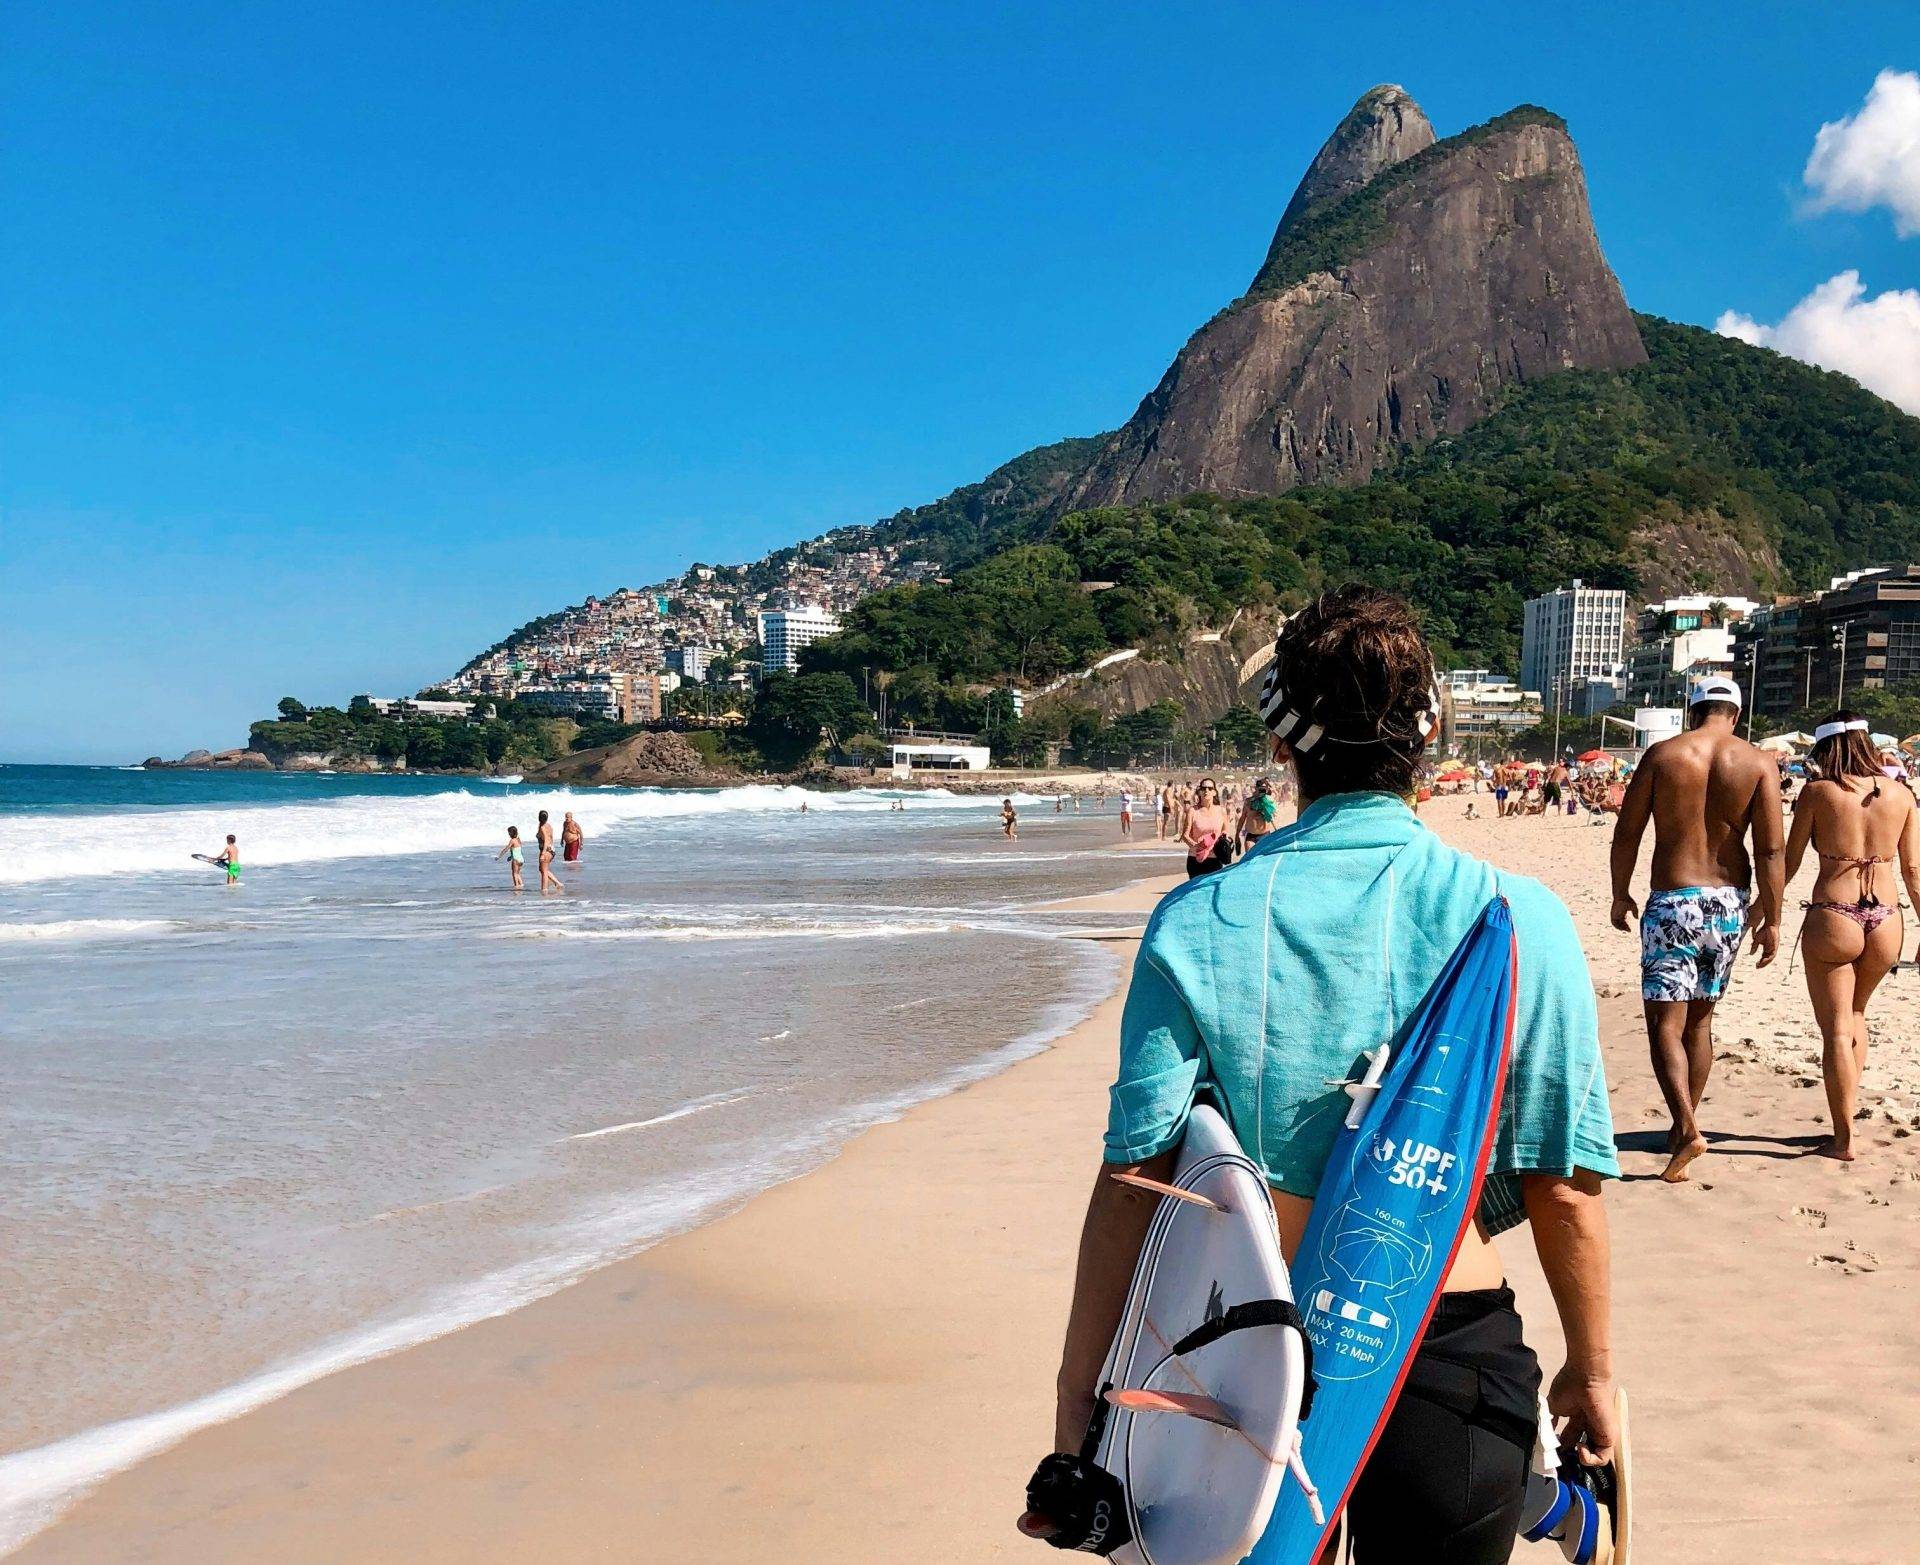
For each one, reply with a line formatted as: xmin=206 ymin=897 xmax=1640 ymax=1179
xmin=1108 ymin=1172 xmax=1227 ymax=1212
xmin=1341 ymin=1044 xmax=1392 ymax=1129
xmin=1286 ymin=1428 xmax=1326 ymax=1527
xmin=1104 ymin=1388 xmax=1238 ymax=1428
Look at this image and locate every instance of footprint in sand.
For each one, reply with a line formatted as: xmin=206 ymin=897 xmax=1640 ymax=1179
xmin=1792 ymin=1205 xmax=1829 ymax=1228
xmin=1812 ymin=1246 xmax=1881 ymax=1275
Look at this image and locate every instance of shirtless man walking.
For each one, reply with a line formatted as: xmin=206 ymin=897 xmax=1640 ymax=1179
xmin=1610 ymin=677 xmax=1784 ymax=1181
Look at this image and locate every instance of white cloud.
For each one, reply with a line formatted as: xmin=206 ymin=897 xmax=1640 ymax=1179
xmin=1715 ymin=271 xmax=1920 ymax=414
xmin=1803 ymin=68 xmax=1920 ymax=236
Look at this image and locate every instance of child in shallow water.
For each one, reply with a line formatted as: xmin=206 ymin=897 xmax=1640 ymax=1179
xmin=495 ymin=826 xmax=524 ymax=891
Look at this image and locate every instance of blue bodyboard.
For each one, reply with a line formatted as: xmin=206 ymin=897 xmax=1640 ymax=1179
xmin=1247 ymin=896 xmax=1518 ymax=1563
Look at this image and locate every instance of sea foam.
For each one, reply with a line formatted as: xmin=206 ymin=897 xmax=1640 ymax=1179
xmin=0 ymin=784 xmax=993 ymax=885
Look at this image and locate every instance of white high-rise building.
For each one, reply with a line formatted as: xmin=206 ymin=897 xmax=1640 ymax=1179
xmin=757 ymin=604 xmax=842 ymax=672
xmin=1521 ymin=580 xmax=1628 ymax=715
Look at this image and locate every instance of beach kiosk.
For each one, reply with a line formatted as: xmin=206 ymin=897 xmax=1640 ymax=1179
xmin=890 ymin=742 xmax=991 ymax=777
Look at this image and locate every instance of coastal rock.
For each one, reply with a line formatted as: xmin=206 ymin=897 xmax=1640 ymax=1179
xmin=529 ymin=730 xmax=735 ymax=788
xmin=1060 ymin=91 xmax=1646 ymax=509
xmin=143 ymin=748 xmax=274 ymax=770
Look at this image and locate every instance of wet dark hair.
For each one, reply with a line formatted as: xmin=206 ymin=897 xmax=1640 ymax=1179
xmin=1260 ymin=586 xmax=1436 ymax=800
xmin=508 ymin=825 xmax=519 ymax=837
xmin=1807 ymin=710 xmax=1882 ymax=782
xmin=225 ymin=835 xmax=235 ymax=844
xmin=538 ymin=809 xmax=549 ymax=824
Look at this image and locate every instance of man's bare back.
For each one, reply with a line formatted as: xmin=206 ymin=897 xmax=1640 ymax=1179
xmin=1621 ymin=726 xmax=1779 ymax=894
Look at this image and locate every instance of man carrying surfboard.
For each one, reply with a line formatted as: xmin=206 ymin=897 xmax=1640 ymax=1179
xmin=1023 ymin=588 xmax=1623 ymax=1563
xmin=1608 ymin=676 xmax=1784 ymax=1182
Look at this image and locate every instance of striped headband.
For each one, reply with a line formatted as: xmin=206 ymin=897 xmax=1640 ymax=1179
xmin=1257 ymin=653 xmax=1444 ymax=754
xmin=1812 ymin=718 xmax=1870 ymax=742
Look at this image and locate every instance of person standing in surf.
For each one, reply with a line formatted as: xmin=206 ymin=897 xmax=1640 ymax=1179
xmin=535 ymin=809 xmax=564 ymax=894
xmin=1023 ymin=587 xmax=1620 ymax=1562
xmin=215 ymin=834 xmax=240 ymax=885
xmin=496 ymin=825 xmax=524 ymax=891
xmin=561 ymin=811 xmax=584 ymax=864
xmin=1609 ymin=676 xmax=1783 ymax=1182
xmin=1783 ymin=713 xmax=1920 ymax=1160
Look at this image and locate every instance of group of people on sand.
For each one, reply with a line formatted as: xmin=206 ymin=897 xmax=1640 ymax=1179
xmin=497 ymin=809 xmax=582 ymax=893
xmin=1610 ymin=676 xmax=1919 ymax=1173
xmin=1486 ymin=757 xmax=1616 ymax=819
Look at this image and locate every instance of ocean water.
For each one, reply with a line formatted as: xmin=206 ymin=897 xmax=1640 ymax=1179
xmin=0 ymin=765 xmax=1169 ymax=1551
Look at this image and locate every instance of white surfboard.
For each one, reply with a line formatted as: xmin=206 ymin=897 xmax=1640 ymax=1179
xmin=1088 ymin=1103 xmax=1312 ymax=1565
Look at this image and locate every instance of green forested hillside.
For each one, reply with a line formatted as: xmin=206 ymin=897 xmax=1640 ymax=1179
xmin=865 ymin=433 xmax=1110 ymax=562
xmin=802 ymin=318 xmax=1920 ymax=702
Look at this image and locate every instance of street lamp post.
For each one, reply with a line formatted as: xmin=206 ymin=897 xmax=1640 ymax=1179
xmin=1835 ymin=622 xmax=1851 ymax=704
xmin=1551 ymin=674 xmax=1564 ymax=762
xmin=1745 ymin=634 xmax=1763 ymax=740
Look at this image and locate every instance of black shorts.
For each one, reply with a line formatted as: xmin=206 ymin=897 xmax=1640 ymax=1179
xmin=1345 ymin=1287 xmax=1542 ymax=1564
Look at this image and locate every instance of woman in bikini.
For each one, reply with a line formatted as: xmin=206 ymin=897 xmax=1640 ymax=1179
xmin=1236 ymin=775 xmax=1280 ymax=851
xmin=1784 ymin=712 xmax=1920 ymax=1160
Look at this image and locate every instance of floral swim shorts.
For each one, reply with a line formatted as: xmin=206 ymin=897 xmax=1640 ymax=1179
xmin=1640 ymin=885 xmax=1749 ymax=1002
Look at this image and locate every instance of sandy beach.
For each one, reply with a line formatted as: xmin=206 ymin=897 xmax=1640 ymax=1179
xmin=13 ymin=798 xmax=1920 ymax=1563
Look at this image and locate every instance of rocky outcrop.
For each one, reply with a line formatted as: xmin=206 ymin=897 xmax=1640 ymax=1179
xmin=1626 ymin=509 xmax=1784 ymax=602
xmin=1034 ymin=617 xmax=1281 ymax=729
xmin=1061 ymin=93 xmax=1646 ymax=511
xmin=142 ymin=748 xmax=274 ymax=770
xmin=528 ymin=730 xmax=738 ymax=788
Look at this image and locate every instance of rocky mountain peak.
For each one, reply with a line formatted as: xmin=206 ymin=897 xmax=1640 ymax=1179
xmin=1269 ymin=84 xmax=1435 ymax=249
xmin=1058 ymin=95 xmax=1645 ymax=513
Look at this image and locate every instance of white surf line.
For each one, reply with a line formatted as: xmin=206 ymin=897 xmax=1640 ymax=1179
xmin=565 ymin=1087 xmax=759 ymax=1142
xmin=756 ymin=1028 xmax=793 ymax=1043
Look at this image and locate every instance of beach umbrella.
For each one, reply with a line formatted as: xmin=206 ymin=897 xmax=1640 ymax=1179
xmin=1902 ymin=733 xmax=1920 ymax=754
xmin=1870 ymin=732 xmax=1897 ymax=750
xmin=1758 ymin=731 xmax=1813 ymax=752
xmin=1576 ymin=749 xmax=1607 ymax=763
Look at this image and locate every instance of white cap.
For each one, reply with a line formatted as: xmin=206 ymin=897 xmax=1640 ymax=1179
xmin=1688 ymin=676 xmax=1743 ymax=710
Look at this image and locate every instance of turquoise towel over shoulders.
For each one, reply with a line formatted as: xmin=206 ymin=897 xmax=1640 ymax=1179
xmin=1104 ymin=791 xmax=1619 ymax=1234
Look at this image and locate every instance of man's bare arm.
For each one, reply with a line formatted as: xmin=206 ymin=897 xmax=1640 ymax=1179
xmin=1748 ymin=761 xmax=1786 ymax=966
xmin=1609 ymin=760 xmax=1656 ymax=927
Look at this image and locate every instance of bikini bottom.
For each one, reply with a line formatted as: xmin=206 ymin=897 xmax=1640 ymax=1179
xmin=1804 ymin=899 xmax=1896 ymax=934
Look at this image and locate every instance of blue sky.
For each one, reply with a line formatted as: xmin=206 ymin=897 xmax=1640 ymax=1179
xmin=3 ymin=2 xmax=1916 ymax=763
